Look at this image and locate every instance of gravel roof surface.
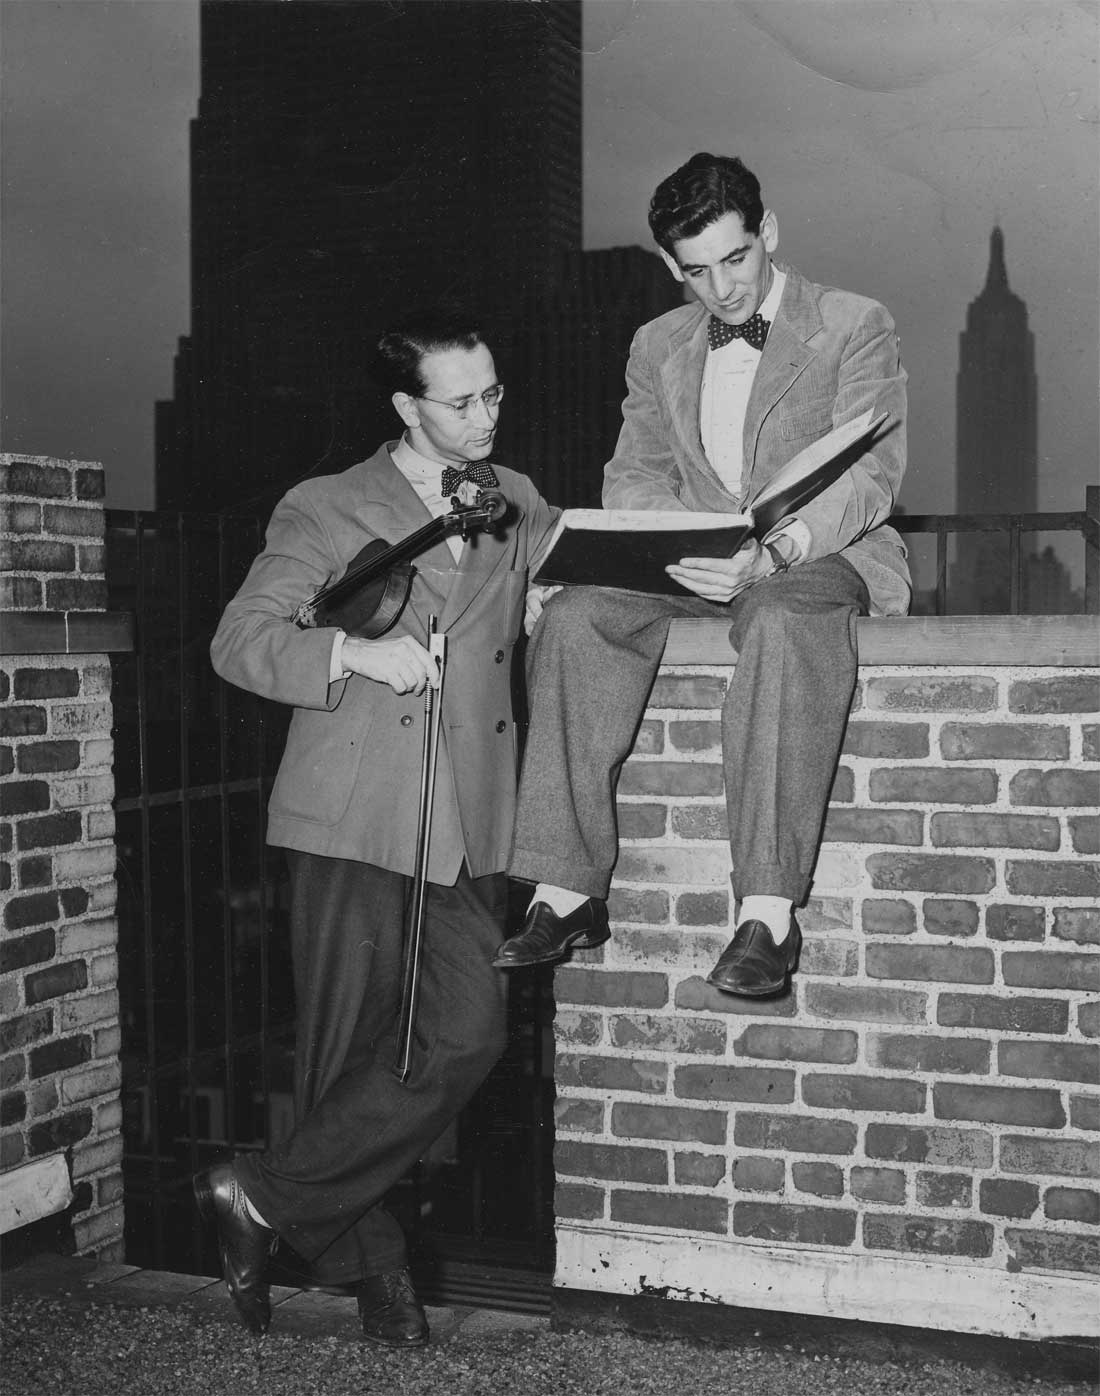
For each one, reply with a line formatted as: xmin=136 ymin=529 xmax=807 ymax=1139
xmin=4 ymin=1292 xmax=1096 ymax=1396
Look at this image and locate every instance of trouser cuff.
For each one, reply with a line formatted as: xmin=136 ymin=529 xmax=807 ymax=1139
xmin=731 ymin=863 xmax=810 ymax=904
xmin=507 ymin=850 xmax=610 ymax=901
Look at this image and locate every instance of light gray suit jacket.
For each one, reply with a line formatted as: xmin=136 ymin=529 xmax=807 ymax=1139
xmin=603 ymin=263 xmax=911 ymax=615
xmin=211 ymin=444 xmax=559 ymax=883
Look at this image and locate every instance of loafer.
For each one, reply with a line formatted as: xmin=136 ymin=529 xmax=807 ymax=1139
xmin=707 ymin=917 xmax=801 ymax=997
xmin=492 ymin=897 xmax=610 ymax=968
xmin=193 ymin=1162 xmax=277 ymax=1335
xmin=356 ymin=1268 xmax=429 ymax=1347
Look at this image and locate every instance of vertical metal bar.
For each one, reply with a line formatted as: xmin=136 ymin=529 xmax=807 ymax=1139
xmin=177 ymin=515 xmax=200 ymax=1202
xmin=254 ymin=514 xmax=272 ymax=1146
xmin=132 ymin=513 xmax=164 ymax=1265
xmin=935 ymin=521 xmax=949 ymax=615
xmin=1085 ymin=486 xmax=1099 ymax=614
xmin=1009 ymin=519 xmax=1023 ymax=614
xmin=216 ymin=514 xmax=237 ymax=1151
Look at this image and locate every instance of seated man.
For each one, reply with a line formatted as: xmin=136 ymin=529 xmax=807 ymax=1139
xmin=195 ymin=309 xmax=558 ymax=1346
xmin=495 ymin=152 xmax=910 ymax=997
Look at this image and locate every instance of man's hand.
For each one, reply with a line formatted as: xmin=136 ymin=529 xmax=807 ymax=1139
xmin=665 ymin=539 xmax=773 ymax=603
xmin=524 ymin=584 xmax=562 ymax=635
xmin=341 ymin=634 xmax=440 ymax=694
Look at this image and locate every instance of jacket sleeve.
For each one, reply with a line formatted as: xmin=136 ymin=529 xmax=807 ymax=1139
xmin=601 ymin=326 xmax=693 ymax=512
xmin=520 ymin=481 xmax=563 ymax=572
xmin=210 ymin=485 xmax=353 ymax=711
xmin=788 ymin=300 xmax=908 ymax=564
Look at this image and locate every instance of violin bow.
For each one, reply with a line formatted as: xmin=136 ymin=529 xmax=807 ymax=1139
xmin=393 ymin=618 xmax=447 ymax=1083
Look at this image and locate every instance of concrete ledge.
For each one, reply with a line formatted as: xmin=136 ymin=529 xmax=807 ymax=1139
xmin=554 ymin=1225 xmax=1100 ymax=1344
xmin=0 ymin=610 xmax=134 ymax=655
xmin=0 ymin=1154 xmax=72 ymax=1234
xmin=663 ymin=614 xmax=1099 ymax=667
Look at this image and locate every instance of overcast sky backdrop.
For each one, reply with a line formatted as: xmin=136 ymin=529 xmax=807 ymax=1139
xmin=3 ymin=1 xmax=1098 ymax=539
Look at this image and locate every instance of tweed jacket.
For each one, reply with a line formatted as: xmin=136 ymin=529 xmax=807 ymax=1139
xmin=211 ymin=444 xmax=559 ymax=884
xmin=602 ymin=263 xmax=911 ymax=615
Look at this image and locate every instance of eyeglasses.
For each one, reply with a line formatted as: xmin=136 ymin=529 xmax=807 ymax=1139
xmin=417 ymin=383 xmax=504 ymax=418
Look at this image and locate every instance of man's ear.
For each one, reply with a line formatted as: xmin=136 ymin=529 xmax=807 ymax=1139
xmin=392 ymin=391 xmax=419 ymax=431
xmin=760 ymin=209 xmax=779 ymax=255
xmin=658 ymin=247 xmax=685 ymax=283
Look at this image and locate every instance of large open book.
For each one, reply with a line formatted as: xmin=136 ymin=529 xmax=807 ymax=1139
xmin=534 ymin=408 xmax=887 ymax=596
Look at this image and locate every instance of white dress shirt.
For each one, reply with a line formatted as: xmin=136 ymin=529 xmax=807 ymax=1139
xmin=700 ymin=267 xmax=786 ymax=495
xmin=699 ymin=267 xmax=811 ymax=562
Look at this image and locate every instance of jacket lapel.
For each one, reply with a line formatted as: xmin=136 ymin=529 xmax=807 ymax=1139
xmin=660 ymin=309 xmax=715 ymax=481
xmin=439 ymin=499 xmax=523 ymax=631
xmin=742 ymin=266 xmax=823 ymax=493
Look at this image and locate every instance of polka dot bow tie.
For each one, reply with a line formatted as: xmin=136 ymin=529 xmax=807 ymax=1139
xmin=439 ymin=461 xmax=500 ymax=496
xmin=707 ymin=312 xmax=771 ymax=352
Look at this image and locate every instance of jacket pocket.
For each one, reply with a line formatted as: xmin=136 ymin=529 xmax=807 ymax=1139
xmin=500 ymin=568 xmax=528 ymax=642
xmin=780 ymin=399 xmax=835 ymax=442
xmin=268 ymin=700 xmax=375 ymax=826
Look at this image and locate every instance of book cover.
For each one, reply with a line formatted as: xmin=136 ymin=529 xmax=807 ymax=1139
xmin=747 ymin=407 xmax=887 ymax=538
xmin=533 ymin=510 xmax=753 ymax=596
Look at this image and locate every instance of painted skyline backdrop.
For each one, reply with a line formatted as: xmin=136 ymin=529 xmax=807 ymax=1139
xmin=3 ymin=1 xmax=1097 ymax=532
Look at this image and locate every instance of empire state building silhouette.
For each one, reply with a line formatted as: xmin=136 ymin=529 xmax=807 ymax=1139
xmin=955 ymin=226 xmax=1038 ymax=611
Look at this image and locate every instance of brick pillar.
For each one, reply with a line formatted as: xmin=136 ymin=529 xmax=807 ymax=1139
xmin=1 ymin=454 xmax=132 ymax=1260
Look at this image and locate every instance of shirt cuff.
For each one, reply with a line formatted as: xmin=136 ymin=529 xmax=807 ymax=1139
xmin=764 ymin=517 xmax=812 ymax=563
xmin=329 ymin=629 xmax=350 ymax=684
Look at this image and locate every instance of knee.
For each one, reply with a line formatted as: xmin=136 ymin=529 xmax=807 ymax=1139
xmin=530 ymin=586 xmax=603 ymax=659
xmin=728 ymin=584 xmax=793 ymax=650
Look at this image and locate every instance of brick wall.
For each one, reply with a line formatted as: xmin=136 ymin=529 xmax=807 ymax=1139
xmin=1 ymin=454 xmax=126 ymax=1260
xmin=553 ymin=618 xmax=1099 ymax=1342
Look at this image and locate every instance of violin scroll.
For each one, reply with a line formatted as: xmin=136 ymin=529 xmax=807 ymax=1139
xmin=469 ymin=487 xmax=507 ymax=527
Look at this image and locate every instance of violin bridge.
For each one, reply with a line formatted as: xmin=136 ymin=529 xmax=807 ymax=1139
xmin=292 ymin=599 xmax=318 ymax=629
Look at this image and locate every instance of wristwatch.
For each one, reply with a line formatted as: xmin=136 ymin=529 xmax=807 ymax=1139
xmin=762 ymin=540 xmax=791 ymax=578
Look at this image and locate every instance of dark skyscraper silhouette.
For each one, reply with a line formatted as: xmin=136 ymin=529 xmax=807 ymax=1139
xmin=156 ymin=0 xmax=584 ymax=514
xmin=954 ymin=227 xmax=1039 ymax=610
xmin=957 ymin=226 xmax=1038 ymax=515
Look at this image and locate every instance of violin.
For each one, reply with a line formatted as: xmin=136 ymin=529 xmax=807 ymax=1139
xmin=291 ymin=488 xmax=508 ymax=639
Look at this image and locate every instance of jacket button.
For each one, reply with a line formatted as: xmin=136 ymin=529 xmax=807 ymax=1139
xmin=495 ymin=720 xmax=506 ymax=733
xmin=494 ymin=649 xmax=505 ymax=663
xmin=400 ymin=715 xmax=413 ymax=727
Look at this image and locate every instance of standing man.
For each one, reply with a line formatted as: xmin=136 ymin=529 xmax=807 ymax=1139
xmin=196 ymin=310 xmax=558 ymax=1346
xmin=495 ymin=152 xmax=910 ymax=996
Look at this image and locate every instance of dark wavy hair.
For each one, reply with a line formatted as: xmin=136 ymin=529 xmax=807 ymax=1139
xmin=648 ymin=153 xmax=764 ymax=253
xmin=374 ymin=308 xmax=486 ymax=398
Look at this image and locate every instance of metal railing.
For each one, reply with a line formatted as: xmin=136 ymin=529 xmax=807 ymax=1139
xmin=891 ymin=487 xmax=1098 ymax=615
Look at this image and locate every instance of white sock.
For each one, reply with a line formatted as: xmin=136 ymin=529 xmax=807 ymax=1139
xmin=738 ymin=895 xmax=793 ymax=943
xmin=532 ymin=883 xmax=589 ymax=917
xmin=242 ymin=1191 xmax=271 ymax=1229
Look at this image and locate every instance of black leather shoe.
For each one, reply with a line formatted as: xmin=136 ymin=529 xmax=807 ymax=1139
xmin=492 ymin=897 xmax=610 ymax=968
xmin=707 ymin=917 xmax=802 ymax=997
xmin=356 ymin=1268 xmax=429 ymax=1347
xmin=193 ymin=1163 xmax=277 ymax=1336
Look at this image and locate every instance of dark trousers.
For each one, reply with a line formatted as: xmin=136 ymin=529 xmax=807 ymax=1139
xmin=509 ymin=556 xmax=869 ymax=904
xmin=236 ymin=852 xmax=508 ymax=1284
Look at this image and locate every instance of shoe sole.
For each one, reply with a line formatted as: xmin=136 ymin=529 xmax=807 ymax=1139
xmin=360 ymin=1330 xmax=430 ymax=1348
xmin=706 ymin=971 xmax=789 ymax=998
xmin=492 ymin=924 xmax=611 ymax=968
